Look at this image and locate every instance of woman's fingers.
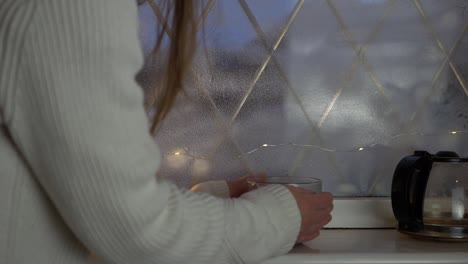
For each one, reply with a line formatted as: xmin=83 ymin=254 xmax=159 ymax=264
xmin=228 ymin=172 xmax=269 ymax=197
xmin=297 ymin=230 xmax=320 ymax=243
xmin=286 ymin=187 xmax=334 ymax=243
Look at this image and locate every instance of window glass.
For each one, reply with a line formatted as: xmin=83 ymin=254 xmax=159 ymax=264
xmin=138 ymin=0 xmax=468 ymax=196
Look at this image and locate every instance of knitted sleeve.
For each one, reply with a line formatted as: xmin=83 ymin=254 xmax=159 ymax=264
xmin=8 ymin=1 xmax=301 ymax=263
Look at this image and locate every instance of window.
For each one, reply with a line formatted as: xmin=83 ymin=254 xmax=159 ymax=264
xmin=137 ymin=0 xmax=468 ymax=198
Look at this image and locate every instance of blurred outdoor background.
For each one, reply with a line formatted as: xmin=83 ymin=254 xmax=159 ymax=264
xmin=136 ymin=0 xmax=468 ymax=196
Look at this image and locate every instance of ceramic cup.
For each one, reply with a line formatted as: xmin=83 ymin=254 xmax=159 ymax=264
xmin=247 ymin=176 xmax=322 ymax=193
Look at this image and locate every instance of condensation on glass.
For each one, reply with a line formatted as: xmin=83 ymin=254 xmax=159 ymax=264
xmin=137 ymin=0 xmax=468 ymax=196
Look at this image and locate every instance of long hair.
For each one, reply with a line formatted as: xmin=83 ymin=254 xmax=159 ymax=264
xmin=140 ymin=0 xmax=198 ymax=133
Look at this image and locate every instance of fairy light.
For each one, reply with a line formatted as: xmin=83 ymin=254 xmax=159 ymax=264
xmin=162 ymin=130 xmax=468 ymax=160
xmin=167 ymin=151 xmax=187 ymax=169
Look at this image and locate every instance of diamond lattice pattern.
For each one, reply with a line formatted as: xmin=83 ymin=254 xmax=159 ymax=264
xmin=138 ymin=0 xmax=468 ymax=196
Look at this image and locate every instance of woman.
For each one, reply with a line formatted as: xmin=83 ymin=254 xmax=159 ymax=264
xmin=0 ymin=0 xmax=333 ymax=263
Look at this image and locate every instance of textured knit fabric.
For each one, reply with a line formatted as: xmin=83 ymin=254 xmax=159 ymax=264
xmin=0 ymin=0 xmax=301 ymax=264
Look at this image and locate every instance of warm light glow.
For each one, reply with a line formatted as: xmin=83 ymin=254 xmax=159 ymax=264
xmin=358 ymin=147 xmax=364 ymax=151
xmin=192 ymin=159 xmax=211 ymax=176
xmin=262 ymin=144 xmax=268 ymax=147
xmin=167 ymin=151 xmax=187 ymax=169
xmin=451 ymin=131 xmax=457 ymax=134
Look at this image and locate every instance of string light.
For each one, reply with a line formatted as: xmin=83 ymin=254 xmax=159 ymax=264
xmin=163 ymin=130 xmax=468 ymax=160
xmin=164 ymin=152 xmax=208 ymax=160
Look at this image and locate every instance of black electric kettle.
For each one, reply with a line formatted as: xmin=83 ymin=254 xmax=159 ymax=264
xmin=391 ymin=150 xmax=468 ymax=241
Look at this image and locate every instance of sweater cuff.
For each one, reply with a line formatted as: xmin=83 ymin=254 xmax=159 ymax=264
xmin=224 ymin=184 xmax=301 ymax=263
xmin=253 ymin=185 xmax=301 ymax=254
xmin=190 ymin=180 xmax=230 ymax=198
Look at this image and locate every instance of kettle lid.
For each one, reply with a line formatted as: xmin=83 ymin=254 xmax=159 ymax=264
xmin=432 ymin=151 xmax=468 ymax=162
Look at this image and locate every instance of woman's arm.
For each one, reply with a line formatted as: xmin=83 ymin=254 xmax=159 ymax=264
xmin=8 ymin=1 xmax=300 ymax=263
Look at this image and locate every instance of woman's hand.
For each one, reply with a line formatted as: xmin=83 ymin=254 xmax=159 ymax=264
xmin=227 ymin=173 xmax=266 ymax=198
xmin=286 ymin=186 xmax=333 ymax=243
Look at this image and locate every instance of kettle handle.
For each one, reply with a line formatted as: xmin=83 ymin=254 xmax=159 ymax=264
xmin=391 ymin=152 xmax=433 ymax=232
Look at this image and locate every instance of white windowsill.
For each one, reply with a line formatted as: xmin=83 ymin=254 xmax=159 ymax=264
xmin=325 ymin=197 xmax=395 ymax=228
xmin=263 ymin=229 xmax=468 ymax=264
xmin=261 ymin=198 xmax=468 ymax=264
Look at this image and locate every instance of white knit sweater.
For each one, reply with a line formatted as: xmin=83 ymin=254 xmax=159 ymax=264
xmin=0 ymin=0 xmax=301 ymax=263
